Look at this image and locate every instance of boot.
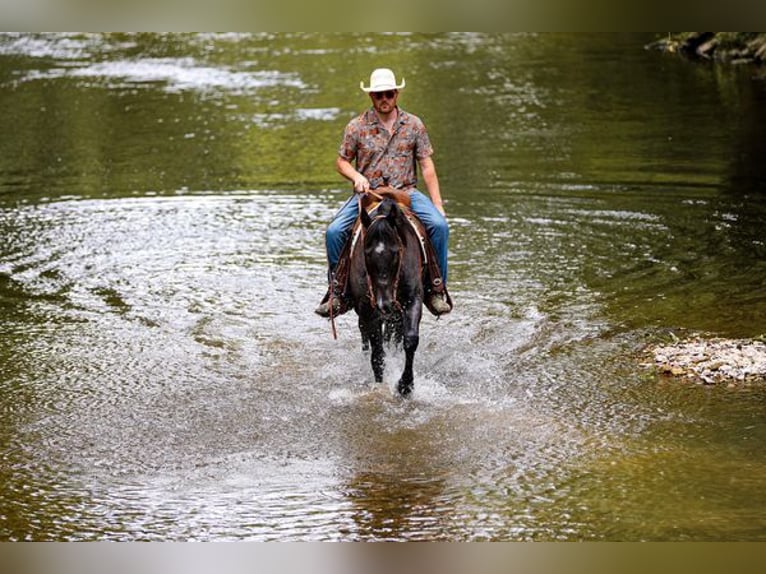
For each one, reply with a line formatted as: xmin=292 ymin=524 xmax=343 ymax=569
xmin=315 ymin=272 xmax=343 ymax=318
xmin=428 ymin=292 xmax=451 ymax=315
xmin=314 ymin=291 xmax=341 ymax=317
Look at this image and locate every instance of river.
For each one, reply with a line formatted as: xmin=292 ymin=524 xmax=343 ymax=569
xmin=1 ymin=32 xmax=765 ymax=541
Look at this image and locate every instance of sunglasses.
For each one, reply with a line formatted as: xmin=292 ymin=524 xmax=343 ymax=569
xmin=371 ymin=90 xmax=397 ymax=100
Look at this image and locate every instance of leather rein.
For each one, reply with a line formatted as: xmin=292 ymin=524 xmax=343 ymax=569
xmin=361 ymin=206 xmax=405 ymax=313
xmin=327 ymin=191 xmax=410 ymax=339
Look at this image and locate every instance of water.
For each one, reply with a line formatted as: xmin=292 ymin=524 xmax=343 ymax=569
xmin=1 ymin=32 xmax=765 ymax=541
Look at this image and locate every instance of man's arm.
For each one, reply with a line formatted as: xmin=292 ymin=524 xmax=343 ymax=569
xmin=419 ymin=156 xmax=445 ymax=216
xmin=336 ymin=156 xmax=370 ymax=193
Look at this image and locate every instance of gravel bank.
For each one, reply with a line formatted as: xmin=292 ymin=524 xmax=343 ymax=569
xmin=645 ymin=336 xmax=766 ymax=386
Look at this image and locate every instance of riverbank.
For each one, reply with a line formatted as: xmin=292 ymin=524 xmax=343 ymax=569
xmin=645 ymin=335 xmax=766 ymax=386
xmin=647 ymin=32 xmax=766 ymax=65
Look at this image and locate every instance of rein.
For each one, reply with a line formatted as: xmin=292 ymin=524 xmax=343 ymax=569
xmin=361 ymin=196 xmax=405 ymax=313
xmin=328 ymin=192 xmax=408 ymax=339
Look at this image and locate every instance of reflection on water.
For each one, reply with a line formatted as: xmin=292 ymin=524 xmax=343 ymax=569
xmin=1 ymin=33 xmax=766 ymax=541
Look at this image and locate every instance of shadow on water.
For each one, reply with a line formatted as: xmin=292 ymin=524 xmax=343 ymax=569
xmin=1 ymin=33 xmax=766 ymax=541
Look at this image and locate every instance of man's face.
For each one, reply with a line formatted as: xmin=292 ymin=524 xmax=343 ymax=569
xmin=370 ymin=90 xmax=398 ymax=114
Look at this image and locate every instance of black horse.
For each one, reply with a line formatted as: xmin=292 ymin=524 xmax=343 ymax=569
xmin=348 ymin=196 xmax=424 ymax=395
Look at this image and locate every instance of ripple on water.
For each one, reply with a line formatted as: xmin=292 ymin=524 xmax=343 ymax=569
xmin=2 ymin=179 xmax=764 ymax=540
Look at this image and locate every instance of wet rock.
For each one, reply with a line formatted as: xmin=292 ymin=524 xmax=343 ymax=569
xmin=680 ymin=32 xmax=716 ymax=57
xmin=646 ymin=335 xmax=766 ymax=385
xmin=646 ymin=33 xmax=766 ymax=65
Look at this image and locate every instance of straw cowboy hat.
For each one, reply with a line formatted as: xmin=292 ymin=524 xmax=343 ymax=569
xmin=360 ymin=68 xmax=406 ymax=92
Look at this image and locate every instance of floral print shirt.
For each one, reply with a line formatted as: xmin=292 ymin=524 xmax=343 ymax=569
xmin=338 ymin=107 xmax=433 ymax=190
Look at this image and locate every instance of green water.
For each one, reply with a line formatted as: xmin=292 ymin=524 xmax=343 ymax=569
xmin=1 ymin=33 xmax=765 ymax=541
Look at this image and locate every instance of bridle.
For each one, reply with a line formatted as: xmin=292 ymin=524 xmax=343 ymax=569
xmin=327 ymin=193 xmax=411 ymax=339
xmin=361 ymin=207 xmax=404 ymax=314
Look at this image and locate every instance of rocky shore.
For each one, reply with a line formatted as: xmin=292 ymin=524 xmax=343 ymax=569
xmin=645 ymin=335 xmax=766 ymax=386
xmin=647 ymin=32 xmax=766 ymax=65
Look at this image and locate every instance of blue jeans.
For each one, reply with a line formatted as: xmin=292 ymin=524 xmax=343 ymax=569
xmin=325 ymin=189 xmax=449 ymax=285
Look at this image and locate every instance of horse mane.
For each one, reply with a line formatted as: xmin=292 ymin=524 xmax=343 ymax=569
xmin=363 ymin=197 xmax=409 ymax=248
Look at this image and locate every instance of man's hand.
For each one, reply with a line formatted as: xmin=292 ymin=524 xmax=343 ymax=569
xmin=353 ymin=174 xmax=370 ymax=193
xmin=336 ymin=156 xmax=370 ymax=194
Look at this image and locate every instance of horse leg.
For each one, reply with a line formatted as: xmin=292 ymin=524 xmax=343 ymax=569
xmin=397 ymin=301 xmax=422 ymax=396
xmin=383 ymin=311 xmax=403 ymax=348
xmin=360 ymin=315 xmax=385 ymax=383
xmin=359 ymin=317 xmax=370 ymax=353
xmin=370 ymin=320 xmax=385 ymax=383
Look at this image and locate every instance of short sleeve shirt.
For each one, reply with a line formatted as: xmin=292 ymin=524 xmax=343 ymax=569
xmin=338 ymin=107 xmax=433 ymax=190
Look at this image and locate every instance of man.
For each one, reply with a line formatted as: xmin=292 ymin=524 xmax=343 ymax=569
xmin=316 ymin=67 xmax=451 ymax=317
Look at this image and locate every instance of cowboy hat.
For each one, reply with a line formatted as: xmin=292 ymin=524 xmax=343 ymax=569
xmin=360 ymin=68 xmax=405 ymax=93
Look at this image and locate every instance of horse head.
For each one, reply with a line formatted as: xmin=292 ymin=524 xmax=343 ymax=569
xmin=360 ymin=197 xmax=409 ymax=316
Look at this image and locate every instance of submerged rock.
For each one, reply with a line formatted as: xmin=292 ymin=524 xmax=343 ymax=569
xmin=645 ymin=336 xmax=766 ymax=385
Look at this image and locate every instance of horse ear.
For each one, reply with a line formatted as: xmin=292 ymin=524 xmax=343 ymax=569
xmin=360 ymin=205 xmax=372 ymax=229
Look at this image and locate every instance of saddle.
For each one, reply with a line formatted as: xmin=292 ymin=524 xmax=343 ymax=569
xmin=325 ymin=187 xmax=452 ymax=317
